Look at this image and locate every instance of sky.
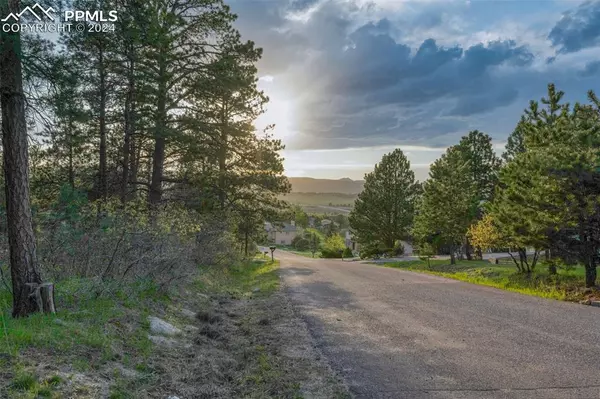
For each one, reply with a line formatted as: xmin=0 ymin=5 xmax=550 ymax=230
xmin=230 ymin=0 xmax=600 ymax=181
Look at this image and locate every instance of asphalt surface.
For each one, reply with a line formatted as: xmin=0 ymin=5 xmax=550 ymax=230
xmin=277 ymin=251 xmax=600 ymax=399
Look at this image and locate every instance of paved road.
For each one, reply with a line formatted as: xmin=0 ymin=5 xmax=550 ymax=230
xmin=277 ymin=251 xmax=600 ymax=399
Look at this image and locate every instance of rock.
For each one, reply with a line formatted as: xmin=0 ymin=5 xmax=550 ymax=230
xmin=148 ymin=316 xmax=182 ymax=336
xmin=115 ymin=365 xmax=140 ymax=379
xmin=252 ymin=287 xmax=261 ymax=293
xmin=148 ymin=335 xmax=179 ymax=347
xmin=167 ymin=396 xmax=181 ymax=399
xmin=181 ymin=308 xmax=196 ymax=319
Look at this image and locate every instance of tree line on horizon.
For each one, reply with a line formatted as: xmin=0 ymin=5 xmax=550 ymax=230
xmin=349 ymin=84 xmax=600 ymax=288
xmin=0 ymin=0 xmax=290 ymax=317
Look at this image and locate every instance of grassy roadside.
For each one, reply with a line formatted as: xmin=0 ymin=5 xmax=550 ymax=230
xmin=196 ymin=258 xmax=281 ymax=298
xmin=377 ymin=259 xmax=596 ymax=302
xmin=0 ymin=258 xmax=349 ymax=398
xmin=0 ymin=278 xmax=168 ymax=398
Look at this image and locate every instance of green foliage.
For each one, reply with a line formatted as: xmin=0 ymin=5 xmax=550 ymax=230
xmin=358 ymin=240 xmax=403 ymax=259
xmin=0 ymin=277 xmax=165 ymax=379
xmin=413 ymin=146 xmax=477 ymax=262
xmin=359 ymin=241 xmax=388 ymax=259
xmin=502 ymin=116 xmax=527 ymax=162
xmin=196 ymin=260 xmax=280 ymax=299
xmin=456 ymin=130 xmax=501 ymax=205
xmin=490 ymin=84 xmax=600 ymax=281
xmin=320 ymin=234 xmax=346 ymax=258
xmin=290 ymin=205 xmax=309 ymax=228
xmin=349 ymin=149 xmax=420 ymax=250
xmin=342 ymin=247 xmax=353 ymax=258
xmin=291 ymin=236 xmax=310 ymax=251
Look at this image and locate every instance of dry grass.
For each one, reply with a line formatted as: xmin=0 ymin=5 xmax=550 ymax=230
xmin=147 ymin=260 xmax=350 ymax=399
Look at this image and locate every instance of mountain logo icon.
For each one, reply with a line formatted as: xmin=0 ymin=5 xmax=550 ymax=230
xmin=1 ymin=3 xmax=55 ymax=22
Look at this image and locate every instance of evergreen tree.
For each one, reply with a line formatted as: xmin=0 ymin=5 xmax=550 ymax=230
xmin=413 ymin=146 xmax=476 ymax=264
xmin=456 ymin=130 xmax=501 ymax=259
xmin=349 ymin=149 xmax=420 ymax=252
xmin=502 ymin=116 xmax=527 ymax=162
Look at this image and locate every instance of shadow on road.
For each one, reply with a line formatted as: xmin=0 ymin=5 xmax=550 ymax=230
xmin=280 ymin=267 xmax=316 ymax=276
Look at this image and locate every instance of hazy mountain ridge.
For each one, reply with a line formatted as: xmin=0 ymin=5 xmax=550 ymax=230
xmin=288 ymin=177 xmax=364 ymax=194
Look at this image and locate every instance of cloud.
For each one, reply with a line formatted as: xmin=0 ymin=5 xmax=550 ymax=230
xmin=578 ymin=60 xmax=600 ymax=76
xmin=548 ymin=0 xmax=600 ymax=54
xmin=231 ymin=0 xmax=599 ymax=152
xmin=449 ymin=88 xmax=519 ymax=116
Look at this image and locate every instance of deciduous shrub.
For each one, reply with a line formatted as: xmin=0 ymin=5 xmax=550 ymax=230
xmin=320 ymin=234 xmax=345 ymax=258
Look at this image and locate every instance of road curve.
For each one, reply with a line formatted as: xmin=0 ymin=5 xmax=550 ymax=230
xmin=277 ymin=251 xmax=600 ymax=399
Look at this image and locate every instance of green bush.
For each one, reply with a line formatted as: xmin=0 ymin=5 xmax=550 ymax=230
xmin=342 ymin=247 xmax=353 ymax=258
xmin=320 ymin=234 xmax=345 ymax=258
xmin=359 ymin=241 xmax=388 ymax=259
xmin=291 ymin=236 xmax=310 ymax=251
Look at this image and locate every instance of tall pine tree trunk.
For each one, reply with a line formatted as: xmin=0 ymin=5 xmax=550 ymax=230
xmin=121 ymin=51 xmax=135 ymax=203
xmin=149 ymin=53 xmax=167 ymax=210
xmin=0 ymin=0 xmax=43 ymax=317
xmin=98 ymin=48 xmax=107 ymax=201
xmin=218 ymin=99 xmax=228 ymax=209
xmin=67 ymin=119 xmax=74 ymax=190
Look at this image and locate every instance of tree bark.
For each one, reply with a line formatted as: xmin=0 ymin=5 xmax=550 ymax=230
xmin=585 ymin=260 xmax=597 ymax=288
xmin=149 ymin=49 xmax=167 ymax=210
xmin=218 ymin=98 xmax=228 ymax=209
xmin=0 ymin=0 xmax=43 ymax=317
xmin=585 ymin=255 xmax=597 ymax=288
xmin=67 ymin=118 xmax=74 ymax=190
xmin=121 ymin=48 xmax=135 ymax=203
xmin=464 ymin=237 xmax=472 ymax=261
xmin=98 ymin=46 xmax=107 ymax=201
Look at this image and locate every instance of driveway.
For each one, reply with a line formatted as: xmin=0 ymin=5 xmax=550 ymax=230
xmin=277 ymin=251 xmax=600 ymax=399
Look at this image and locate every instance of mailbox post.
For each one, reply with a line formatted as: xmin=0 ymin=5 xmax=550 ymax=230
xmin=269 ymin=246 xmax=276 ymax=262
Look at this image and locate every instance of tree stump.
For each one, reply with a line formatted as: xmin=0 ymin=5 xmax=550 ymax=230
xmin=25 ymin=283 xmax=56 ymax=314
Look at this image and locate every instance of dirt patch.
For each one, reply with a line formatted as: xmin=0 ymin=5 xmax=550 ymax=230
xmin=147 ymin=290 xmax=350 ymax=398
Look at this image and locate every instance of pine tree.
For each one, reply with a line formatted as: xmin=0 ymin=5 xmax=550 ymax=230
xmin=413 ymin=146 xmax=476 ymax=264
xmin=0 ymin=0 xmax=42 ymax=317
xmin=349 ymin=149 xmax=420 ymax=252
xmin=456 ymin=130 xmax=501 ymax=259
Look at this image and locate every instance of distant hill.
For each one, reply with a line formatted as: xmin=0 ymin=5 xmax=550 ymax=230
xmin=288 ymin=177 xmax=364 ymax=194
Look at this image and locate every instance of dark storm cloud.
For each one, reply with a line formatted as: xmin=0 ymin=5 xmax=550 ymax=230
xmin=449 ymin=88 xmax=519 ymax=117
xmin=411 ymin=39 xmax=463 ymax=77
xmin=458 ymin=40 xmax=534 ymax=77
xmin=548 ymin=0 xmax=600 ymax=54
xmin=231 ymin=0 xmax=599 ymax=150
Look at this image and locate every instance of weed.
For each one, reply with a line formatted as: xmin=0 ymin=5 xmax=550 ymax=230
xmin=11 ymin=372 xmax=36 ymax=390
